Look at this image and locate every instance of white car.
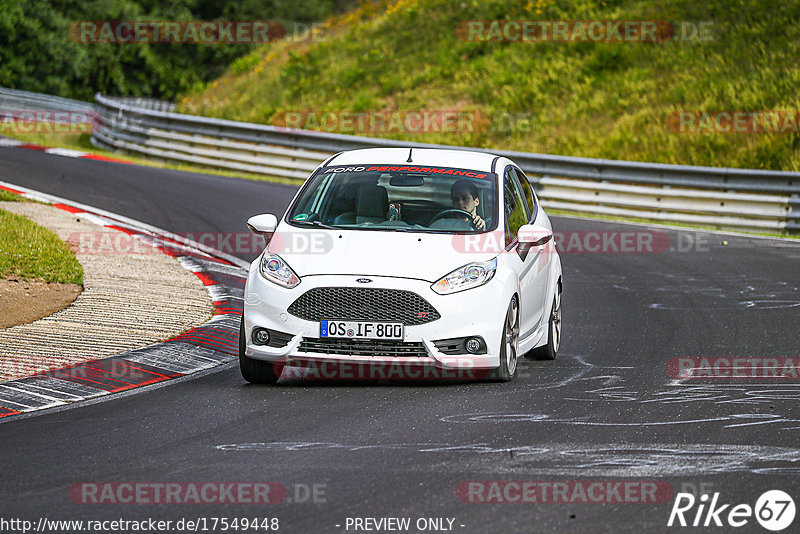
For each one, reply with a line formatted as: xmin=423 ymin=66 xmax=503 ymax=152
xmin=240 ymin=147 xmax=562 ymax=383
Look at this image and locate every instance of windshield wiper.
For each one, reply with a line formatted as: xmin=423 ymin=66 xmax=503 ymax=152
xmin=293 ymin=220 xmax=340 ymax=230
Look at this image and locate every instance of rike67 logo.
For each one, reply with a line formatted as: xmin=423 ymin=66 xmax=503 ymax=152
xmin=668 ymin=490 xmax=796 ymax=531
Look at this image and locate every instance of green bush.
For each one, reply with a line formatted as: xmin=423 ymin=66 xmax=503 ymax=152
xmin=0 ymin=0 xmax=358 ymax=101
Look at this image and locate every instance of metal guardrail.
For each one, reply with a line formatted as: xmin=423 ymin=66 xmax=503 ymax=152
xmin=100 ymin=96 xmax=175 ymax=113
xmin=6 ymin=89 xmax=798 ymax=233
xmin=0 ymin=88 xmax=95 ymax=115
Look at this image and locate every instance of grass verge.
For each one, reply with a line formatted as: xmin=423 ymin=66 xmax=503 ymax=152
xmin=0 ymin=208 xmax=84 ymax=285
xmin=0 ymin=190 xmax=27 ymax=202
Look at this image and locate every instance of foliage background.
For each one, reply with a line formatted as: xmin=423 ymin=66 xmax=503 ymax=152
xmin=0 ymin=0 xmax=356 ymax=101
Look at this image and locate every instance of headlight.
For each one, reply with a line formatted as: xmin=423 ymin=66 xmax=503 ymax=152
xmin=431 ymin=258 xmax=497 ymax=295
xmin=259 ymin=253 xmax=300 ymax=288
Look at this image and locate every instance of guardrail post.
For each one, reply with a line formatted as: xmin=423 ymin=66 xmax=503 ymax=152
xmin=788 ymin=194 xmax=800 ymax=233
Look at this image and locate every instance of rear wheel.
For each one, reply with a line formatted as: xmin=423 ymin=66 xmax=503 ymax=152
xmin=239 ymin=317 xmax=282 ymax=384
xmin=530 ymin=284 xmax=561 ymax=361
xmin=487 ymin=298 xmax=519 ymax=382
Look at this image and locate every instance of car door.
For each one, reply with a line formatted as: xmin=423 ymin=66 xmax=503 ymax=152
xmin=504 ymin=167 xmax=551 ymax=340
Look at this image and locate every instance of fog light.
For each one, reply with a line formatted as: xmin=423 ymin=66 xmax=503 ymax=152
xmin=465 ymin=337 xmax=482 ymax=354
xmin=252 ymin=328 xmax=270 ymax=345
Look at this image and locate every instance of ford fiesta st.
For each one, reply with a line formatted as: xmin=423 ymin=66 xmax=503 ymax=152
xmin=240 ymin=147 xmax=562 ymax=383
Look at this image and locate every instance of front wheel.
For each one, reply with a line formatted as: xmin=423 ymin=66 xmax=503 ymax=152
xmin=530 ymin=285 xmax=561 ymax=361
xmin=239 ymin=317 xmax=282 ymax=384
xmin=487 ymin=298 xmax=519 ymax=382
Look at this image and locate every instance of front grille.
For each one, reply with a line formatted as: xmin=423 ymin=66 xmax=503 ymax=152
xmin=298 ymin=337 xmax=428 ymax=358
xmin=287 ymin=287 xmax=440 ymax=326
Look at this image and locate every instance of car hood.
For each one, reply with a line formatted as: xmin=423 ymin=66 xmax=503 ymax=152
xmin=267 ymin=226 xmax=498 ymax=282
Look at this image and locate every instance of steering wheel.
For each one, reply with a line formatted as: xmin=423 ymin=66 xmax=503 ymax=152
xmin=429 ymin=209 xmax=477 ymax=230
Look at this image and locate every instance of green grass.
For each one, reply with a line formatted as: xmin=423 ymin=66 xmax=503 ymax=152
xmin=180 ymin=0 xmax=800 ymax=171
xmin=0 ymin=209 xmax=84 ymax=285
xmin=0 ymin=190 xmax=26 ymax=202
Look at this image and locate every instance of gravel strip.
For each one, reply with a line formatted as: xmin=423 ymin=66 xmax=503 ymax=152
xmin=0 ymin=201 xmax=213 ymax=381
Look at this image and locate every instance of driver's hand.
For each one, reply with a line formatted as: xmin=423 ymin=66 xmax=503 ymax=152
xmin=472 ymin=214 xmax=486 ymax=230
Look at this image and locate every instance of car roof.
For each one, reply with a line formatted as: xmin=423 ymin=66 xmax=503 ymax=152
xmin=325 ymin=147 xmax=500 ymax=173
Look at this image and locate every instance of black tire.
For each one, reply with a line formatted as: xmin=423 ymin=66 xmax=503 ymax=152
xmin=530 ymin=285 xmax=562 ymax=361
xmin=239 ymin=317 xmax=282 ymax=384
xmin=487 ymin=298 xmax=519 ymax=382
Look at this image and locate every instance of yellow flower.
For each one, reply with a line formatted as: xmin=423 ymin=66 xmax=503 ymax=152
xmin=386 ymin=0 xmax=419 ymax=16
xmin=526 ymin=0 xmax=553 ymax=14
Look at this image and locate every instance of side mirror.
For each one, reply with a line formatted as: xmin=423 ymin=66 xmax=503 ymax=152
xmin=518 ymin=224 xmax=553 ymax=247
xmin=247 ymin=214 xmax=278 ymax=235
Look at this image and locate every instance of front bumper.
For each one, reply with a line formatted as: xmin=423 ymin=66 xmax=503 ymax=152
xmin=243 ymin=268 xmax=509 ymax=371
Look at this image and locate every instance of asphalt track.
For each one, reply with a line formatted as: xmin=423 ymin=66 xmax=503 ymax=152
xmin=1 ymin=147 xmax=800 ymax=533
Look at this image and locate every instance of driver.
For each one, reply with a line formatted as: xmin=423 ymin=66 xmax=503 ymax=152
xmin=450 ymin=179 xmax=486 ymax=230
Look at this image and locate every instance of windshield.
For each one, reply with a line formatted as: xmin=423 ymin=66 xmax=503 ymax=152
xmin=287 ymin=164 xmax=498 ymax=233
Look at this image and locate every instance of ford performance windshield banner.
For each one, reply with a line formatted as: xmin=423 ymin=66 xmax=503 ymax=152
xmin=321 ymin=165 xmax=491 ymax=179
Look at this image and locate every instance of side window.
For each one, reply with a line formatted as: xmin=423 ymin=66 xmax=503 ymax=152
xmin=514 ymin=168 xmax=536 ymax=220
xmin=503 ymin=168 xmax=527 ymax=247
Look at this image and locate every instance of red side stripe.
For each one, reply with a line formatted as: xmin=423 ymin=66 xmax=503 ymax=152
xmin=105 ymin=224 xmax=137 ymax=236
xmin=53 ymin=203 xmax=84 ymax=214
xmin=110 ymin=375 xmax=176 ymax=392
xmin=77 ymin=366 xmax=139 ymax=386
xmin=81 ymin=154 xmax=134 ymax=164
xmin=116 ymin=362 xmax=176 ymax=379
xmin=194 ymin=272 xmax=217 ymax=286
xmin=156 ymin=245 xmax=180 ymax=258
xmin=0 ymin=185 xmax=23 ymax=195
xmin=173 ymin=336 xmax=237 ymax=353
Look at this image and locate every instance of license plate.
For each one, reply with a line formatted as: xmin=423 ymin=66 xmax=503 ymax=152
xmin=320 ymin=320 xmax=404 ymax=340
